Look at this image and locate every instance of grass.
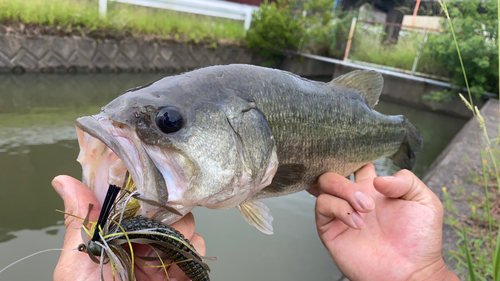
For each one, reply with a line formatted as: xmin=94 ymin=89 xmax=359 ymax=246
xmin=438 ymin=0 xmax=500 ymax=279
xmin=349 ymin=24 xmax=447 ymax=76
xmin=0 ymin=0 xmax=245 ymax=43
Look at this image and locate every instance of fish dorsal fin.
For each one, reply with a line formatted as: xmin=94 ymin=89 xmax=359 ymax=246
xmin=236 ymin=200 xmax=274 ymax=235
xmin=330 ymin=70 xmax=383 ymax=108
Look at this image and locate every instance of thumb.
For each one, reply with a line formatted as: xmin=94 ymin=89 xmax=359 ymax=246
xmin=373 ymin=170 xmax=442 ymax=210
xmin=52 ymin=177 xmax=103 ymax=278
xmin=52 ymin=175 xmax=101 ymax=224
xmin=51 ymin=175 xmax=101 ymax=244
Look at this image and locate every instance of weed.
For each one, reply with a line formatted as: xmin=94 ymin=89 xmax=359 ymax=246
xmin=424 ymin=0 xmax=499 ymax=102
xmin=443 ymin=187 xmax=459 ymax=214
xmin=348 ymin=24 xmax=445 ymax=74
xmin=457 ymin=184 xmax=465 ymax=195
xmin=436 ymin=1 xmax=500 ymax=278
xmin=0 ymin=0 xmax=245 ymax=42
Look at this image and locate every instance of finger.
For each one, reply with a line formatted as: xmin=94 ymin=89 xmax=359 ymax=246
xmin=170 ymin=212 xmax=195 ymax=238
xmin=316 ymin=193 xmax=365 ymax=232
xmin=353 ymin=162 xmax=377 ymax=184
xmin=374 ymin=169 xmax=440 ymax=206
xmin=52 ymin=175 xmax=101 ymax=239
xmin=52 ymin=175 xmax=102 ymax=279
xmin=52 ymin=175 xmax=101 ymax=223
xmin=190 ymin=233 xmax=206 ymax=256
xmin=306 ymin=185 xmax=320 ymax=197
xmin=168 ymin=265 xmax=190 ymax=281
xmin=317 ymin=172 xmax=375 ymax=213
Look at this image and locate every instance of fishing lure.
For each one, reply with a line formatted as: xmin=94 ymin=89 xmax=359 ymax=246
xmin=78 ymin=177 xmax=210 ymax=281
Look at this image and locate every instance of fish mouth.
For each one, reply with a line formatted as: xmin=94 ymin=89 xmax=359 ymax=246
xmin=75 ymin=114 xmax=169 ymax=215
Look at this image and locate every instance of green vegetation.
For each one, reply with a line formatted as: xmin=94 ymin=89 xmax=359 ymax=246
xmin=423 ymin=0 xmax=498 ymax=102
xmin=437 ymin=0 xmax=500 ymax=279
xmin=245 ymin=0 xmax=303 ymax=66
xmin=0 ymin=0 xmax=245 ymax=42
xmin=350 ymin=27 xmax=419 ymax=70
xmin=299 ymin=0 xmax=353 ymax=58
xmin=349 ymin=26 xmax=446 ymax=75
xmin=245 ymin=0 xmax=353 ymax=65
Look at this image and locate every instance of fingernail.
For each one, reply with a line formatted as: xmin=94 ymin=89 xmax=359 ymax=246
xmin=378 ymin=176 xmax=395 ymax=179
xmin=352 ymin=212 xmax=365 ymax=228
xmin=52 ymin=178 xmax=65 ymax=200
xmin=355 ymin=191 xmax=375 ymax=210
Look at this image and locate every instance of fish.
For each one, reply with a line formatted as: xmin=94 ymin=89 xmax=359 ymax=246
xmin=75 ymin=64 xmax=423 ymax=235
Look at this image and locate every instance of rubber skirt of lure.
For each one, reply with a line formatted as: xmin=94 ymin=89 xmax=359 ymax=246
xmin=109 ymin=216 xmax=210 ymax=281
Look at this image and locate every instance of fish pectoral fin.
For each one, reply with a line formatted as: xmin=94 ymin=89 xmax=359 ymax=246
xmin=330 ymin=70 xmax=383 ymax=108
xmin=236 ymin=200 xmax=274 ymax=235
xmin=271 ymin=163 xmax=306 ymax=186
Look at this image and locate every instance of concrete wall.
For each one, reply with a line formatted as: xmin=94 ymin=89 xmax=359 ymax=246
xmin=0 ymin=33 xmax=337 ymax=77
xmin=0 ymin=34 xmax=264 ymax=73
xmin=401 ymin=15 xmax=443 ymax=30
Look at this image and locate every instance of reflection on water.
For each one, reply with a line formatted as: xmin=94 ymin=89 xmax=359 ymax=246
xmin=0 ymin=73 xmax=466 ymax=280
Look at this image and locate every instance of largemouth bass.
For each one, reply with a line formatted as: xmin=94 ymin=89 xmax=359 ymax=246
xmin=75 ymin=64 xmax=422 ymax=234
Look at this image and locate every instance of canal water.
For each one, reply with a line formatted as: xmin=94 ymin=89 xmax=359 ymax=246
xmin=0 ymin=73 xmax=466 ymax=280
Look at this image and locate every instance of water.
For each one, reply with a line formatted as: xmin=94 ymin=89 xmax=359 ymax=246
xmin=0 ymin=73 xmax=466 ymax=280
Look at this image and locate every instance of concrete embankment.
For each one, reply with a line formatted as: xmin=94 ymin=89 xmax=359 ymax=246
xmin=0 ymin=33 xmax=335 ymax=77
xmin=423 ymin=99 xmax=499 ymax=277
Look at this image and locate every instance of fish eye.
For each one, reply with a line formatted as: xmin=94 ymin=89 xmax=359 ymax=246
xmin=156 ymin=107 xmax=184 ymax=133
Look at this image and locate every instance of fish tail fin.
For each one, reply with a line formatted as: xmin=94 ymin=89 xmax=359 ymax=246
xmin=389 ymin=118 xmax=423 ymax=170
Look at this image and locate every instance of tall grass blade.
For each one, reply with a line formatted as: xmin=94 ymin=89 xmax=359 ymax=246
xmin=438 ymin=0 xmax=473 ymax=106
xmin=497 ymin=0 xmax=500 ymax=148
xmin=495 ymin=1 xmax=500 ymax=278
xmin=437 ymin=2 xmax=498 ymax=279
xmin=494 ymin=225 xmax=500 ymax=281
xmin=463 ymin=228 xmax=477 ymax=281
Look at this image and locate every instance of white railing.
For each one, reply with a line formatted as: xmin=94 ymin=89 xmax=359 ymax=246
xmin=98 ymin=0 xmax=259 ymax=31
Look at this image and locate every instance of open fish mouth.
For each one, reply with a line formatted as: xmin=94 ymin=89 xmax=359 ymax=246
xmin=75 ymin=114 xmax=169 ymax=215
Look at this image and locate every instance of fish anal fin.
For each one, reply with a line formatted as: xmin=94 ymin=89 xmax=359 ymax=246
xmin=236 ymin=200 xmax=274 ymax=235
xmin=330 ymin=70 xmax=383 ymax=108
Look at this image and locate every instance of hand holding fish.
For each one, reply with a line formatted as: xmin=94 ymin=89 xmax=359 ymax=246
xmin=311 ymin=163 xmax=459 ymax=281
xmin=52 ymin=175 xmax=205 ymax=281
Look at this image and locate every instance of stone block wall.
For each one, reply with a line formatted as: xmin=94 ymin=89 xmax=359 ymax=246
xmin=0 ymin=34 xmax=263 ymax=73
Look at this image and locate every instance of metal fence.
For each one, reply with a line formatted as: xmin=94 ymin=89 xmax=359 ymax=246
xmin=98 ymin=0 xmax=259 ymax=31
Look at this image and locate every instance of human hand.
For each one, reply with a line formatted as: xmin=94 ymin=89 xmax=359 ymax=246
xmin=52 ymin=175 xmax=205 ymax=281
xmin=309 ymin=163 xmax=459 ymax=281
